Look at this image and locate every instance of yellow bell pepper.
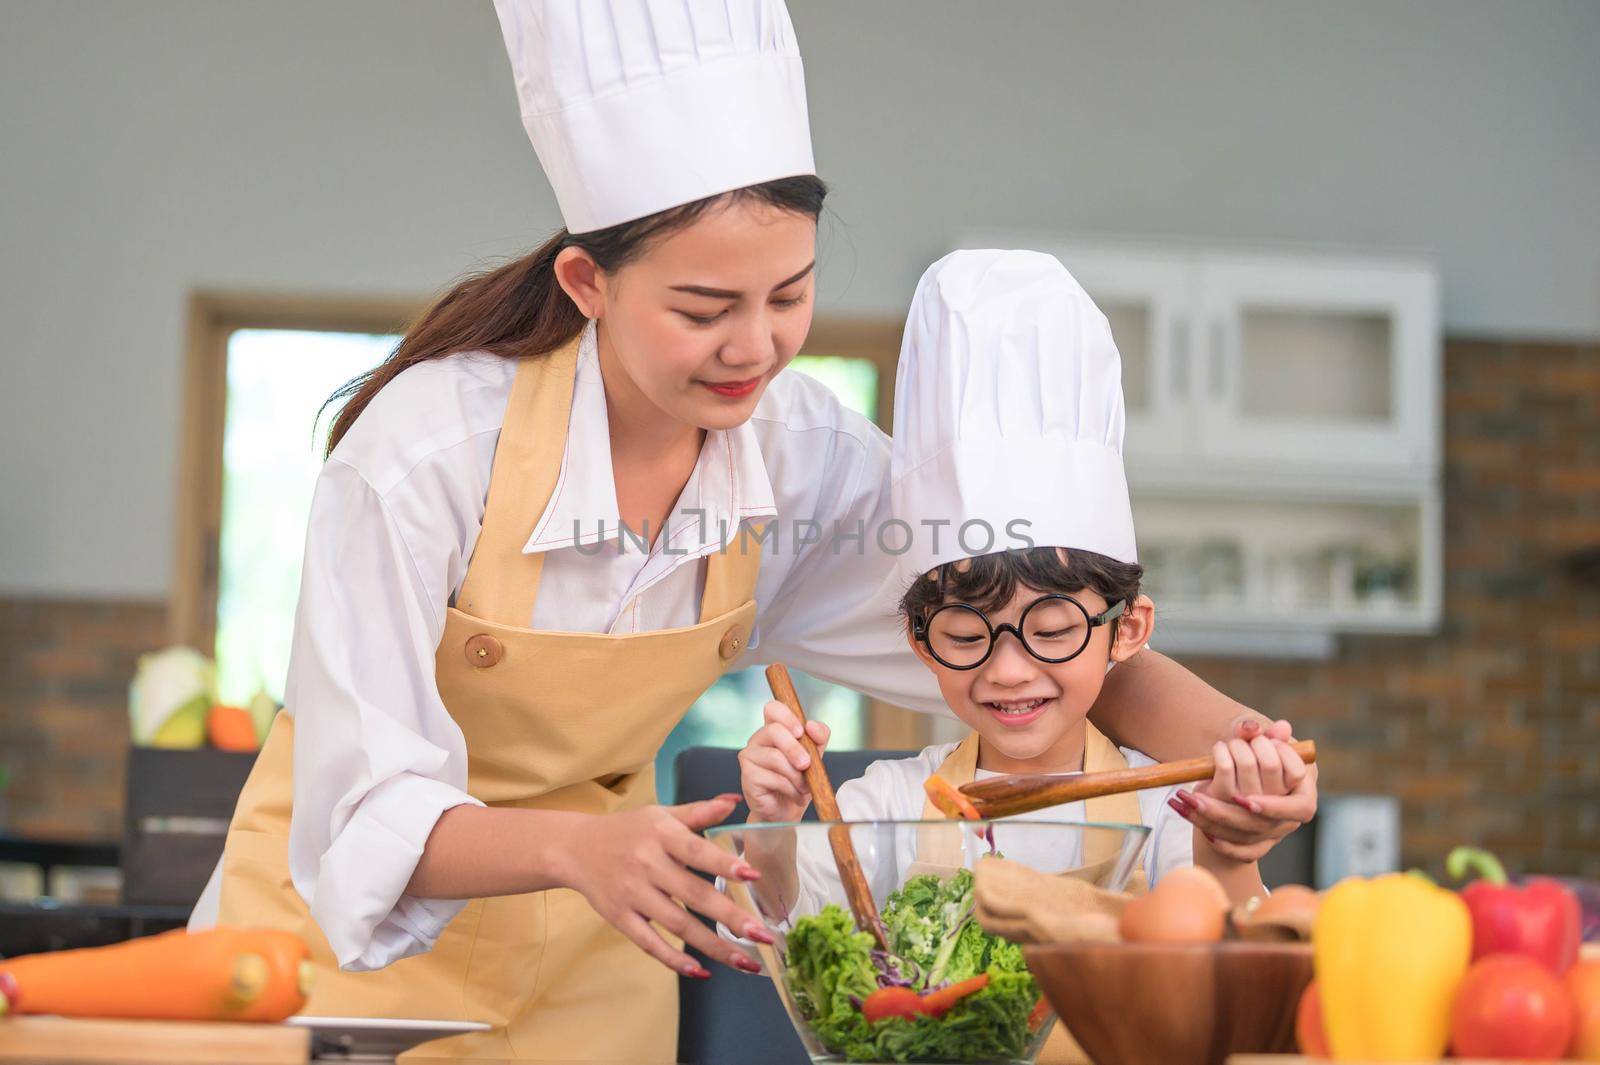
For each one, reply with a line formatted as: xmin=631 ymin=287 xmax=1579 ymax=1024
xmin=1312 ymin=873 xmax=1472 ymax=1061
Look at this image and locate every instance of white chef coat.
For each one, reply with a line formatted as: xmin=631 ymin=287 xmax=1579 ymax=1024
xmin=775 ymin=741 xmax=1193 ymax=923
xmin=192 ymin=322 xmax=947 ymax=971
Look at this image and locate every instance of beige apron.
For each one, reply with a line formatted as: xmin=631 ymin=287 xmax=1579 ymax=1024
xmin=216 ymin=336 xmax=763 ymax=1061
xmin=915 ymin=726 xmax=1147 ymax=1065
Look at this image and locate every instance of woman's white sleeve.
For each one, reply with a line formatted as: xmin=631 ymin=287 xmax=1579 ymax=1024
xmin=285 ymin=457 xmax=484 ymax=972
xmin=747 ymin=420 xmax=946 ymax=716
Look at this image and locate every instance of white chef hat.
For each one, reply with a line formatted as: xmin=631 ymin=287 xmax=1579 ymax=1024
xmin=891 ymin=249 xmax=1137 ymax=590
xmin=493 ymin=0 xmax=816 ymax=234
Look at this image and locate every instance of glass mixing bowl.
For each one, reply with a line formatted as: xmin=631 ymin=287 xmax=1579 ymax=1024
xmin=709 ymin=819 xmax=1150 ymax=1065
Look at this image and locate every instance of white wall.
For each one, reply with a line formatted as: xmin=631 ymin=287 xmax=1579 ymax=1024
xmin=3 ymin=1 xmax=1597 ymax=598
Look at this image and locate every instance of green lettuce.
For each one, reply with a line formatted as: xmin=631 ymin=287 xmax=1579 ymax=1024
xmin=783 ymin=866 xmax=1042 ymax=1063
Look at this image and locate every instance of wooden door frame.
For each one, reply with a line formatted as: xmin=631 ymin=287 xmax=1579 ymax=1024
xmin=797 ymin=317 xmax=904 ymax=432
xmin=169 ymin=291 xmax=423 ymax=652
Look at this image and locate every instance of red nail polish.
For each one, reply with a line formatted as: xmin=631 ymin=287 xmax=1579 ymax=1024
xmin=737 ymin=864 xmax=761 ymax=881
xmin=746 ymin=926 xmax=776 ymax=945
xmin=1166 ymin=797 xmax=1188 ymax=817
xmin=1203 ymin=832 xmax=1218 ymax=845
xmin=686 ymin=965 xmax=712 ymax=980
xmin=735 ymin=955 xmax=762 ymax=974
xmin=1175 ymin=790 xmax=1197 ymax=807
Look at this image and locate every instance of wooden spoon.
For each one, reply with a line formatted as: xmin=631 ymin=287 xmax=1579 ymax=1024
xmin=765 ymin=664 xmax=890 ymax=951
xmin=934 ymin=740 xmax=1317 ymax=820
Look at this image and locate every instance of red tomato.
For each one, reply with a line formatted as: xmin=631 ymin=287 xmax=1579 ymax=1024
xmin=1568 ymin=959 xmax=1600 ymax=1062
xmin=919 ymin=974 xmax=990 ymax=1018
xmin=1027 ymin=995 xmax=1051 ymax=1032
xmin=861 ymin=987 xmax=923 ymax=1024
xmin=1295 ymin=980 xmax=1329 ymax=1057
xmin=1450 ymin=954 xmax=1576 ymax=1060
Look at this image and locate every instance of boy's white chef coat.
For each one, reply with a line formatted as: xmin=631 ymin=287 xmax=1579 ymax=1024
xmin=777 ymin=741 xmax=1193 ymax=924
xmin=192 ymin=323 xmax=945 ymax=971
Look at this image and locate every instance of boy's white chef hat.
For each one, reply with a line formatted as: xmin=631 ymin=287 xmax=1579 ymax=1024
xmin=493 ymin=0 xmax=816 ymax=234
xmin=891 ymin=249 xmax=1137 ymax=589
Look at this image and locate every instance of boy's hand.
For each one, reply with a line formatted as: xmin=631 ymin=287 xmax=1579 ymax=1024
xmin=1172 ymin=718 xmax=1318 ymax=864
xmin=738 ymin=699 xmax=831 ymax=824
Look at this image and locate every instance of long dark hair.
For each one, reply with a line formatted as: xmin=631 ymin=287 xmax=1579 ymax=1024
xmin=323 ymin=175 xmax=828 ymax=455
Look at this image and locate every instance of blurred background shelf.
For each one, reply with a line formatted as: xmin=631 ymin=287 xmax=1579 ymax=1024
xmin=961 ymin=233 xmax=1442 ymax=659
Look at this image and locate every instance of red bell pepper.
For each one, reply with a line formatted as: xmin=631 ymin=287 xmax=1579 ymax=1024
xmin=1448 ymin=846 xmax=1581 ymax=974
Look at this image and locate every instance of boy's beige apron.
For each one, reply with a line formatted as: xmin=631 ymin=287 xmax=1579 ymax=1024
xmin=216 ymin=336 xmax=763 ymax=1061
xmin=916 ymin=727 xmax=1147 ymax=1065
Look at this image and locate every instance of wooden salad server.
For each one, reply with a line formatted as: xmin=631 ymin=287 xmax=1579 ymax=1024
xmin=926 ymin=740 xmax=1317 ymax=821
xmin=765 ymin=664 xmax=890 ymax=951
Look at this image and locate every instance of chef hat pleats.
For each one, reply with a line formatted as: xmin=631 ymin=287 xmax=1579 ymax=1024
xmin=891 ymin=250 xmax=1137 ymax=587
xmin=493 ymin=0 xmax=816 ymax=234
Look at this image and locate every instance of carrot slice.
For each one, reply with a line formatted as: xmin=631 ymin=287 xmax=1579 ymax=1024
xmin=920 ymin=973 xmax=991 ymax=1017
xmin=862 ymin=986 xmax=924 ymax=1023
xmin=924 ymin=774 xmax=982 ymax=820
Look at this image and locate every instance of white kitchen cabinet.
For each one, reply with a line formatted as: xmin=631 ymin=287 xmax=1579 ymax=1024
xmin=1196 ymin=253 xmax=1439 ymax=472
xmin=1044 ymin=246 xmax=1196 ymax=461
xmin=959 ymin=233 xmax=1440 ymax=480
xmin=953 ymin=232 xmax=1443 ymax=653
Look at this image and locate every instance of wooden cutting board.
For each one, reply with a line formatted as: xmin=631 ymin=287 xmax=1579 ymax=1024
xmin=1222 ymin=1049 xmax=1548 ymax=1055
xmin=0 ymin=1016 xmax=309 ymax=1063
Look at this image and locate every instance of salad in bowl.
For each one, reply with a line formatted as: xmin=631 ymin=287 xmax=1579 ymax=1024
xmin=710 ymin=819 xmax=1148 ymax=1064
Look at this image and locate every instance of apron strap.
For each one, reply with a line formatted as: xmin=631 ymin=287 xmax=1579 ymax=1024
xmin=1081 ymin=725 xmax=1142 ymax=874
xmin=457 ymin=337 xmax=580 ymax=627
xmin=914 ymin=731 xmax=982 ymax=868
xmin=914 ymin=726 xmax=1146 ymax=885
xmin=698 ymin=520 xmax=766 ymax=624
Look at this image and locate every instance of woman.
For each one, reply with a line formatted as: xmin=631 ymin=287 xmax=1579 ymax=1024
xmin=203 ymin=1 xmax=1314 ymax=1059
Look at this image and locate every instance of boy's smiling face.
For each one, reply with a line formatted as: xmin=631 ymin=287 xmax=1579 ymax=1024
xmin=908 ymin=577 xmax=1154 ymax=776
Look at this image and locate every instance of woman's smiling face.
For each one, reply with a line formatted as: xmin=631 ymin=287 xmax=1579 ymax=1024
xmin=908 ymin=576 xmax=1155 ymax=775
xmin=557 ymin=196 xmax=818 ymax=432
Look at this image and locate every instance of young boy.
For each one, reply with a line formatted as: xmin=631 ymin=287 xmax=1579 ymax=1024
xmin=738 ymin=249 xmax=1312 ymax=917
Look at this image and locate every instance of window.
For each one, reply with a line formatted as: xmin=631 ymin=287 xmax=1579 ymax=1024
xmin=174 ymin=296 xmax=923 ymax=793
xmin=215 ymin=328 xmax=399 ymax=705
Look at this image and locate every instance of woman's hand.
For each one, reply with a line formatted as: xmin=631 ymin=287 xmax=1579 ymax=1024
xmin=1172 ymin=718 xmax=1318 ymax=864
xmin=555 ymin=795 xmax=776 ymax=978
xmin=738 ymin=699 xmax=831 ymax=824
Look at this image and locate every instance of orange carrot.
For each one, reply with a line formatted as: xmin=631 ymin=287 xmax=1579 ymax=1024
xmin=207 ymin=704 xmax=260 ymax=751
xmin=0 ymin=927 xmax=311 ymax=1022
xmin=224 ymin=928 xmax=316 ymax=1023
xmin=923 ymin=774 xmax=982 ymax=820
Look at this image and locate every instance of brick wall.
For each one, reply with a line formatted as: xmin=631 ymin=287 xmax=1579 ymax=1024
xmin=0 ymin=337 xmax=1595 ymax=877
xmin=1185 ymin=337 xmax=1600 ymax=878
xmin=0 ymin=598 xmax=165 ymax=840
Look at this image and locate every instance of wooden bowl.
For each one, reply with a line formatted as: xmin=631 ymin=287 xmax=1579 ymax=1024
xmin=1024 ymin=941 xmax=1313 ymax=1065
